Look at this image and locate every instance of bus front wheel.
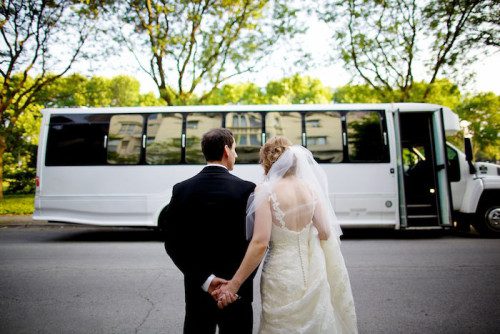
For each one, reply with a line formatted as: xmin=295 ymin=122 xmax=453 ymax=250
xmin=474 ymin=201 xmax=500 ymax=238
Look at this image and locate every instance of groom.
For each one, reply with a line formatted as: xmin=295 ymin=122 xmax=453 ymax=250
xmin=163 ymin=128 xmax=256 ymax=334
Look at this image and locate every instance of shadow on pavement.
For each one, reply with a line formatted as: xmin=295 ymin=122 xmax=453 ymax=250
xmin=341 ymin=227 xmax=480 ymax=240
xmin=42 ymin=226 xmax=481 ymax=242
xmin=49 ymin=227 xmax=163 ymax=242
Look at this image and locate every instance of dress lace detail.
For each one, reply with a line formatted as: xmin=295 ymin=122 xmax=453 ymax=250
xmin=259 ymin=191 xmax=358 ymax=334
xmin=269 ymin=193 xmax=286 ymax=228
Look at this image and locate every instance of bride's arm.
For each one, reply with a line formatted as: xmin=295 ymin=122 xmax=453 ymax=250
xmin=225 ymin=196 xmax=272 ymax=294
xmin=313 ymin=198 xmax=331 ymax=240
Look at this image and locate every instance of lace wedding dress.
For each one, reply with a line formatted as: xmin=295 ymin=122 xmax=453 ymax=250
xmin=258 ymin=187 xmax=358 ymax=334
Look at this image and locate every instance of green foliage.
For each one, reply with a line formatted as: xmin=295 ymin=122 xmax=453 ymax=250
xmin=264 ymin=75 xmax=333 ymax=104
xmin=333 ymin=79 xmax=462 ymax=109
xmin=0 ymin=78 xmax=43 ymax=196
xmin=333 ymin=84 xmax=385 ymax=103
xmin=203 ymin=75 xmax=333 ymax=105
xmin=0 ymin=194 xmax=35 ymax=215
xmin=455 ymin=92 xmax=500 ymax=162
xmin=39 ymin=74 xmax=164 ymax=107
xmin=139 ymin=93 xmax=168 ymax=106
xmin=204 ymin=83 xmax=266 ymax=105
xmin=3 ymin=144 xmax=37 ymax=195
xmin=406 ymin=80 xmax=462 ymax=110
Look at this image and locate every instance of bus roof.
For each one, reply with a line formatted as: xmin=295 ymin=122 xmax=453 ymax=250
xmin=42 ymin=103 xmax=460 ymax=134
xmin=43 ymin=102 xmax=452 ymax=114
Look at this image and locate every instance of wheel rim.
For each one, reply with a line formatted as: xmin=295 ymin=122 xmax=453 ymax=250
xmin=485 ymin=207 xmax=500 ymax=231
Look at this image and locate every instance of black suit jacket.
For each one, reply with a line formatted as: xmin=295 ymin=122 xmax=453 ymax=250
xmin=163 ymin=166 xmax=256 ymax=301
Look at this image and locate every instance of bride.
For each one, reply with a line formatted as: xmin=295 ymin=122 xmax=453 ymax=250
xmin=214 ymin=136 xmax=358 ymax=333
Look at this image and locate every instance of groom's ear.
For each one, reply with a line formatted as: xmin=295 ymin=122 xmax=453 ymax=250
xmin=223 ymin=145 xmax=230 ymax=157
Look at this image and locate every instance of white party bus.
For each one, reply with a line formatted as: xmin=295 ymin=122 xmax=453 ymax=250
xmin=33 ymin=104 xmax=500 ymax=237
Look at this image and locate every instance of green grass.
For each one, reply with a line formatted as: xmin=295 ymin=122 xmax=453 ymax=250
xmin=0 ymin=194 xmax=35 ymax=215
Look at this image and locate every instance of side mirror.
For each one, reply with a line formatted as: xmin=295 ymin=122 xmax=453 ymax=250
xmin=464 ymin=137 xmax=476 ymax=174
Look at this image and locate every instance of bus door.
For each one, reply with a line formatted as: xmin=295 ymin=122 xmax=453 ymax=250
xmin=395 ymin=111 xmax=452 ymax=228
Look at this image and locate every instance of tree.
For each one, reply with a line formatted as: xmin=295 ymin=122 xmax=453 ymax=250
xmin=203 ymin=82 xmax=266 ymax=105
xmin=203 ymin=74 xmax=333 ymax=105
xmin=455 ymin=92 xmax=499 ymax=162
xmin=319 ymin=0 xmax=499 ymax=101
xmin=0 ymin=0 xmax=96 ymax=199
xmin=112 ymin=0 xmax=301 ymax=106
xmin=3 ymin=72 xmax=164 ymax=195
xmin=333 ymin=79 xmax=462 ymax=109
xmin=38 ymin=74 xmax=164 ymax=107
xmin=333 ymin=84 xmax=386 ymax=103
xmin=264 ymin=74 xmax=333 ymax=104
xmin=3 ymin=102 xmax=41 ymax=194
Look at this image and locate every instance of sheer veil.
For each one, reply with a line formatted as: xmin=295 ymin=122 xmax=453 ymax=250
xmin=245 ymin=145 xmax=342 ymax=240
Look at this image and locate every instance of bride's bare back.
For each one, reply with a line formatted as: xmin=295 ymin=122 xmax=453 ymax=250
xmin=270 ymin=177 xmax=330 ymax=239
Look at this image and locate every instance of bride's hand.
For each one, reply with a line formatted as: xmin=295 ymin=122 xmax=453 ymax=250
xmin=215 ymin=280 xmax=240 ymax=309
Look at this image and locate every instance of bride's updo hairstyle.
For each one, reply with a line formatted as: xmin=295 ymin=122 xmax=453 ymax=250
xmin=260 ymin=136 xmax=294 ymax=175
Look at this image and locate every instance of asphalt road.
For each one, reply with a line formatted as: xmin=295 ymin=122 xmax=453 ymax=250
xmin=0 ymin=225 xmax=499 ymax=334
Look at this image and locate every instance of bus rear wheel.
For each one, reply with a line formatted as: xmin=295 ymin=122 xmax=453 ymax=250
xmin=474 ymin=202 xmax=500 ymax=238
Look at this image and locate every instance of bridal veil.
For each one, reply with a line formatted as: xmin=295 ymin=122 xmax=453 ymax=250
xmin=246 ymin=145 xmax=343 ymax=240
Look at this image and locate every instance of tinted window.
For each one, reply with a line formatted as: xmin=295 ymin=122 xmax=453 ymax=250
xmin=305 ymin=112 xmax=343 ymax=163
xmin=185 ymin=113 xmax=222 ymax=164
xmin=107 ymin=115 xmax=143 ymax=164
xmin=446 ymin=145 xmax=460 ymax=182
xmin=46 ymin=114 xmax=109 ymax=166
xmin=226 ymin=112 xmax=262 ymax=163
xmin=265 ymin=112 xmax=302 ymax=145
xmin=347 ymin=111 xmax=387 ymax=162
xmin=146 ymin=113 xmax=182 ymax=164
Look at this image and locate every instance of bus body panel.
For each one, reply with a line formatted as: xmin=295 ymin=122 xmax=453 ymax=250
xmin=448 ymin=147 xmax=469 ymax=211
xmin=460 ymin=178 xmax=484 ymax=213
xmin=34 ymin=103 xmax=480 ymax=230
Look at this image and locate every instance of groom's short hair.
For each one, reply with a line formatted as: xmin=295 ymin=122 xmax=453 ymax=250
xmin=202 ymin=128 xmax=234 ymax=161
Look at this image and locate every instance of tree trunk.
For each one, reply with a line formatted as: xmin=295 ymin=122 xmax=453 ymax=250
xmin=0 ymin=134 xmax=6 ymax=201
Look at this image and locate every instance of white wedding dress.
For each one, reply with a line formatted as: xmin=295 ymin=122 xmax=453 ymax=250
xmin=258 ymin=187 xmax=358 ymax=334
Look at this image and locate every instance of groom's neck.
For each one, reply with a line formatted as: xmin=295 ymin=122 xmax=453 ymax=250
xmin=207 ymin=160 xmax=228 ymax=169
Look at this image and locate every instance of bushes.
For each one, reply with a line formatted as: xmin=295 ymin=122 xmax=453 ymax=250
xmin=4 ymin=168 xmax=36 ymax=194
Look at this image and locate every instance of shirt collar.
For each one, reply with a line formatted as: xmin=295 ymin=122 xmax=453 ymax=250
xmin=206 ymin=163 xmax=228 ymax=170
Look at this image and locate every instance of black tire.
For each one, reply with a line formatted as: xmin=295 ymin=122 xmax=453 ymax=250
xmin=473 ymin=201 xmax=500 ymax=238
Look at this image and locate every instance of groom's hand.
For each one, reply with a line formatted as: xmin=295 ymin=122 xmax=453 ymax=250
xmin=207 ymin=276 xmax=227 ymax=295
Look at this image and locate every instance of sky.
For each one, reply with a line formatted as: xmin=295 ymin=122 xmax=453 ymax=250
xmin=79 ymin=20 xmax=500 ymax=97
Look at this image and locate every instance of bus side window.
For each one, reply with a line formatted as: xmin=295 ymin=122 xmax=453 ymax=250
xmin=446 ymin=145 xmax=460 ymax=182
xmin=346 ymin=111 xmax=387 ymax=163
xmin=185 ymin=113 xmax=223 ymax=164
xmin=266 ymin=112 xmax=302 ymax=148
xmin=107 ymin=115 xmax=143 ymax=165
xmin=145 ymin=113 xmax=182 ymax=164
xmin=305 ymin=112 xmax=342 ymax=163
xmin=46 ymin=114 xmax=109 ymax=166
xmin=226 ymin=112 xmax=262 ymax=164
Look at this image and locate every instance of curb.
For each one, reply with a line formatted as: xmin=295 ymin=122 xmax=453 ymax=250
xmin=0 ymin=215 xmax=51 ymax=227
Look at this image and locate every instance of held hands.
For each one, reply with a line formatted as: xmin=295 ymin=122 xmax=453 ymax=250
xmin=210 ymin=280 xmax=240 ymax=309
xmin=207 ymin=277 xmax=228 ymax=295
